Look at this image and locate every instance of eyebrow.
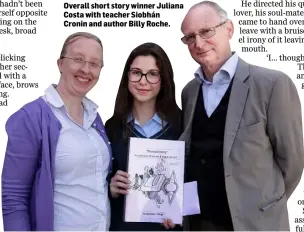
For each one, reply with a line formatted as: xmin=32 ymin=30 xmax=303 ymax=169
xmin=199 ymin=28 xmax=212 ymax=31
xmin=186 ymin=27 xmax=212 ymax=35
xmin=72 ymin=52 xmax=101 ymax=61
xmin=130 ymin=67 xmax=160 ymax=72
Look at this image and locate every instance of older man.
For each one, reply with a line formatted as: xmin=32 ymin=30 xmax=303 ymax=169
xmin=180 ymin=1 xmax=304 ymax=231
xmin=2 ymin=32 xmax=112 ymax=231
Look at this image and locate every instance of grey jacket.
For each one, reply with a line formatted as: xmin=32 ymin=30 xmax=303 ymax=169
xmin=180 ymin=58 xmax=304 ymax=231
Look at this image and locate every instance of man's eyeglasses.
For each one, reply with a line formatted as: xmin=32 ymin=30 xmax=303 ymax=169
xmin=128 ymin=69 xmax=161 ymax=84
xmin=62 ymin=56 xmax=103 ymax=69
xmin=181 ymin=20 xmax=227 ymax=45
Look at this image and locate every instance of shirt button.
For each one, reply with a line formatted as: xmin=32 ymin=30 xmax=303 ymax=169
xmin=108 ymin=142 xmax=111 ymax=144
xmin=93 ymin=123 xmax=96 ymax=126
xmin=201 ymin=159 xmax=206 ymax=164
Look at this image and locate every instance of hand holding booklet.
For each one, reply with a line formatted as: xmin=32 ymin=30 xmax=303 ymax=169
xmin=124 ymin=137 xmax=185 ymax=224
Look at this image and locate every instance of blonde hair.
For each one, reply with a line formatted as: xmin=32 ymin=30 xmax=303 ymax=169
xmin=59 ymin=32 xmax=103 ymax=64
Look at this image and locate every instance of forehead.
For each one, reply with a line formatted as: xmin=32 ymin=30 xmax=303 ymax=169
xmin=66 ymin=37 xmax=102 ymax=60
xmin=130 ymin=55 xmax=158 ymax=70
xmin=182 ymin=5 xmax=221 ymax=34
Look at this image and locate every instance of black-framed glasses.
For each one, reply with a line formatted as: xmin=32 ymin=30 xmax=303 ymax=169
xmin=128 ymin=69 xmax=161 ymax=84
xmin=181 ymin=20 xmax=227 ymax=45
xmin=62 ymin=56 xmax=103 ymax=69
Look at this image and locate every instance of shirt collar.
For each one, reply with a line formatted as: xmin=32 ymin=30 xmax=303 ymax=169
xmin=44 ymin=84 xmax=98 ymax=114
xmin=44 ymin=84 xmax=64 ymax=108
xmin=127 ymin=112 xmax=162 ymax=126
xmin=195 ymin=52 xmax=239 ymax=84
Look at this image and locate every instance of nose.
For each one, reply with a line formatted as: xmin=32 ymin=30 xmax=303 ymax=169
xmin=139 ymin=75 xmax=148 ymax=85
xmin=80 ymin=61 xmax=90 ymax=74
xmin=194 ymin=35 xmax=206 ymax=50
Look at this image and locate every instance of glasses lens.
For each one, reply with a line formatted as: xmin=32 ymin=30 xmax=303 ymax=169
xmin=73 ymin=57 xmax=84 ymax=64
xmin=129 ymin=70 xmax=142 ymax=82
xmin=199 ymin=29 xmax=215 ymax=39
xmin=182 ymin=35 xmax=195 ymax=44
xmin=90 ymin=61 xmax=102 ymax=68
xmin=147 ymin=72 xmax=160 ymax=83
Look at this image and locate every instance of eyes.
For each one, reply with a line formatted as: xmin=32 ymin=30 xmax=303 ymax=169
xmin=181 ymin=21 xmax=227 ymax=44
xmin=182 ymin=28 xmax=215 ymax=44
xmin=72 ymin=57 xmax=101 ymax=68
xmin=129 ymin=69 xmax=160 ymax=77
xmin=128 ymin=69 xmax=161 ymax=84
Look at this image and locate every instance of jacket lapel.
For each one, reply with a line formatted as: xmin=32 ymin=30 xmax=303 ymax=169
xmin=184 ymin=81 xmax=200 ymax=131
xmin=223 ymin=58 xmax=249 ymax=167
xmin=180 ymin=79 xmax=200 ymax=154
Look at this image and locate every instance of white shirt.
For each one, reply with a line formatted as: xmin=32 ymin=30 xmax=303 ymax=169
xmin=42 ymin=85 xmax=110 ymax=231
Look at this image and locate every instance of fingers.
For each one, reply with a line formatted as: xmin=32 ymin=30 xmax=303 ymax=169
xmin=114 ymin=180 xmax=129 ymax=189
xmin=163 ymin=219 xmax=169 ymax=230
xmin=110 ymin=170 xmax=131 ymax=197
xmin=113 ymin=172 xmax=130 ymax=185
xmin=116 ymin=170 xmax=129 ymax=178
xmin=110 ymin=185 xmax=128 ymax=196
xmin=162 ymin=218 xmax=175 ymax=229
xmin=168 ymin=219 xmax=175 ymax=228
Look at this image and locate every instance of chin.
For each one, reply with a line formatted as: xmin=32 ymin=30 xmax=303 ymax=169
xmin=72 ymin=85 xmax=92 ymax=97
xmin=197 ymin=56 xmax=215 ymax=67
xmin=75 ymin=82 xmax=97 ymax=94
xmin=194 ymin=58 xmax=206 ymax=67
xmin=134 ymin=95 xmax=155 ymax=103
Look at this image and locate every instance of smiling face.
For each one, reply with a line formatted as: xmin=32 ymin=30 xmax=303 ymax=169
xmin=128 ymin=55 xmax=161 ymax=105
xmin=181 ymin=5 xmax=233 ymax=75
xmin=57 ymin=36 xmax=103 ymax=98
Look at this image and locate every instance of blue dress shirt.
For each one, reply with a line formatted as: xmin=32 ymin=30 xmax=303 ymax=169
xmin=127 ymin=113 xmax=167 ymax=138
xmin=195 ymin=52 xmax=239 ymax=117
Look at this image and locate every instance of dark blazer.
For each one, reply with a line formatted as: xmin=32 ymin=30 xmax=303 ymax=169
xmin=105 ymin=111 xmax=183 ymax=231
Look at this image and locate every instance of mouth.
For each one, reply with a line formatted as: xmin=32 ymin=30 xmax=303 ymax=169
xmin=136 ymin=88 xmax=150 ymax=94
xmin=74 ymin=75 xmax=92 ymax=85
xmin=197 ymin=50 xmax=211 ymax=56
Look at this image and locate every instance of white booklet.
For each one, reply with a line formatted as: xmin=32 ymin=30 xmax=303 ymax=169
xmin=124 ymin=137 xmax=185 ymax=224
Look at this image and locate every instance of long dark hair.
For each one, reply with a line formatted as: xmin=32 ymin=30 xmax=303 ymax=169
xmin=106 ymin=42 xmax=181 ymax=140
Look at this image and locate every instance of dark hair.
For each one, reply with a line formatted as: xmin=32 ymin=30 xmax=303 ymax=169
xmin=106 ymin=42 xmax=181 ymax=141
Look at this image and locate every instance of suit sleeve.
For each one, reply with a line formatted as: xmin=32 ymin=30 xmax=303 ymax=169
xmin=181 ymin=85 xmax=187 ymax=112
xmin=267 ymin=73 xmax=304 ymax=198
xmin=181 ymin=85 xmax=192 ymax=183
xmin=2 ymin=109 xmax=40 ymax=231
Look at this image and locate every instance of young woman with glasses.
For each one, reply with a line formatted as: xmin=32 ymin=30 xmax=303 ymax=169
xmin=105 ymin=42 xmax=183 ymax=231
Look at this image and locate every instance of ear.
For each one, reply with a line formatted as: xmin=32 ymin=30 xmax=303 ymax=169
xmin=226 ymin=20 xmax=234 ymax=39
xmin=57 ymin=58 xmax=63 ymax=74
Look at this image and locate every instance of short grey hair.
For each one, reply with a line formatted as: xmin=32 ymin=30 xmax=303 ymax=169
xmin=59 ymin=32 xmax=103 ymax=61
xmin=191 ymin=1 xmax=228 ymax=21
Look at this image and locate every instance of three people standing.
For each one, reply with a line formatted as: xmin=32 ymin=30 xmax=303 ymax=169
xmin=2 ymin=1 xmax=304 ymax=231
